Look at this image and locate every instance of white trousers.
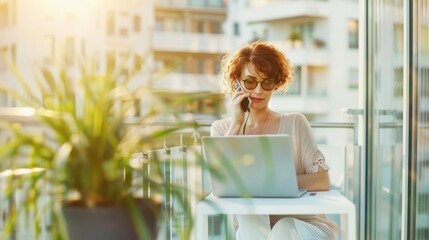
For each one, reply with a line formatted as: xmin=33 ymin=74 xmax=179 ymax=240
xmin=235 ymin=215 xmax=330 ymax=240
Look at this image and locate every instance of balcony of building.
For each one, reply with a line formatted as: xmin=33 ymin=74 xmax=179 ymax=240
xmin=269 ymin=33 xmax=329 ymax=65
xmin=243 ymin=0 xmax=330 ymax=23
xmin=0 ymin=109 xmax=360 ymax=239
xmin=155 ymin=0 xmax=226 ymax=11
xmin=152 ymin=31 xmax=231 ymax=54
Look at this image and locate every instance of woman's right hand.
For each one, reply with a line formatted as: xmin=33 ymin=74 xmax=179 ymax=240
xmin=231 ymin=89 xmax=249 ymax=124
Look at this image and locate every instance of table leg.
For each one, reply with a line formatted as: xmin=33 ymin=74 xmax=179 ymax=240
xmin=196 ymin=210 xmax=208 ymax=240
xmin=348 ymin=208 xmax=357 ymax=240
xmin=341 ymin=209 xmax=357 ymax=240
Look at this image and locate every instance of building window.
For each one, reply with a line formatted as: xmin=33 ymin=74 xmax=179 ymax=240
xmin=118 ymin=52 xmax=130 ymax=66
xmin=197 ymin=20 xmax=205 ymax=33
xmin=348 ymin=19 xmax=359 ymax=49
xmin=0 ymin=3 xmax=8 ymax=27
xmin=0 ymin=91 xmax=15 ymax=107
xmin=205 ymin=59 xmax=213 ymax=75
xmin=0 ymin=44 xmax=16 ymax=70
xmin=155 ymin=17 xmax=184 ymax=32
xmin=307 ymin=66 xmax=328 ymax=96
xmin=197 ymin=59 xmax=205 ymax=74
xmin=287 ymin=66 xmax=301 ymax=95
xmin=208 ymin=21 xmax=222 ymax=34
xmin=64 ymin=37 xmax=75 ymax=66
xmin=10 ymin=44 xmax=15 ymax=63
xmin=394 ymin=24 xmax=403 ymax=53
xmin=0 ymin=92 xmax=7 ymax=106
xmin=0 ymin=47 xmax=7 ymax=71
xmin=421 ymin=25 xmax=429 ymax=54
xmin=11 ymin=0 xmax=16 ymax=24
xmin=348 ymin=68 xmax=359 ymax=89
xmin=175 ymin=19 xmax=185 ymax=32
xmin=210 ymin=58 xmax=220 ymax=74
xmin=190 ymin=20 xmax=205 ymax=33
xmin=119 ymin=28 xmax=128 ymax=37
xmin=233 ymin=22 xmax=240 ymax=36
xmin=394 ymin=67 xmax=403 ymax=97
xmin=290 ymin=23 xmax=313 ymax=46
xmin=107 ymin=11 xmax=115 ymax=36
xmin=190 ymin=0 xmax=225 ymax=7
xmin=155 ymin=18 xmax=163 ymax=31
xmin=421 ymin=67 xmax=429 ymax=97
xmin=190 ymin=0 xmax=205 ymax=7
xmin=92 ymin=52 xmax=100 ymax=71
xmin=186 ymin=58 xmax=196 ymax=73
xmin=133 ymin=15 xmax=141 ymax=32
xmin=134 ymin=54 xmax=143 ymax=71
xmin=107 ymin=51 xmax=116 ymax=71
xmin=118 ymin=11 xmax=129 ymax=36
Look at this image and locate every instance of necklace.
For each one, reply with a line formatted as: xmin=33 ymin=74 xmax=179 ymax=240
xmin=242 ymin=110 xmax=270 ymax=135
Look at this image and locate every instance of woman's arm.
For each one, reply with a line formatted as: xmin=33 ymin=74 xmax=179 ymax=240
xmin=297 ymin=167 xmax=330 ymax=191
xmin=293 ymin=113 xmax=331 ymax=191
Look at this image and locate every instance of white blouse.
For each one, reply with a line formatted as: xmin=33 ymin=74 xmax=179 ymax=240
xmin=210 ymin=112 xmax=338 ymax=239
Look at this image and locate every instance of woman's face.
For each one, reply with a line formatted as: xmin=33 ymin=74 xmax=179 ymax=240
xmin=239 ymin=62 xmax=276 ymax=111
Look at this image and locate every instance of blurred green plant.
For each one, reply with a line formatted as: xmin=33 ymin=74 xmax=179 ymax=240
xmin=0 ymin=56 xmax=200 ymax=239
xmin=288 ymin=31 xmax=302 ymax=42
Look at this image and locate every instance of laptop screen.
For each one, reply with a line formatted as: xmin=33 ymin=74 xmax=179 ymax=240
xmin=202 ymin=134 xmax=306 ymax=198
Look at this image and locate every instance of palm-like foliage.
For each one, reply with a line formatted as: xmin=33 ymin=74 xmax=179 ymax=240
xmin=0 ymin=59 xmax=197 ymax=239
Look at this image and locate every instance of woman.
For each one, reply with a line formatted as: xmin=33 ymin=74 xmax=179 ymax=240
xmin=210 ymin=41 xmax=338 ymax=240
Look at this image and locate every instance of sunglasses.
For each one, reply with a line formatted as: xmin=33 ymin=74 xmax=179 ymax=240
xmin=242 ymin=78 xmax=276 ymax=91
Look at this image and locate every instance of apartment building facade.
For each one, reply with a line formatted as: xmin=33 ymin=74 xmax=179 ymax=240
xmin=0 ymin=0 xmax=229 ymax=122
xmin=0 ymin=0 xmax=153 ymax=98
xmin=151 ymin=0 xmax=229 ymax=121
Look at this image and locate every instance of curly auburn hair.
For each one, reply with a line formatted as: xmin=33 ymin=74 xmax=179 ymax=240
xmin=220 ymin=40 xmax=293 ymax=96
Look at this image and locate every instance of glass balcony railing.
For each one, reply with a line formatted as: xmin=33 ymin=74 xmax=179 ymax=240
xmin=0 ymin=110 xmax=362 ymax=239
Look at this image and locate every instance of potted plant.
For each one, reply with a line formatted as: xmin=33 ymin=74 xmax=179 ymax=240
xmin=313 ymin=38 xmax=326 ymax=48
xmin=0 ymin=58 xmax=197 ymax=239
xmin=288 ymin=31 xmax=303 ymax=48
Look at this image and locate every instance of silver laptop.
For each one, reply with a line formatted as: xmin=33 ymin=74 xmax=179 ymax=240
xmin=202 ymin=134 xmax=307 ymax=198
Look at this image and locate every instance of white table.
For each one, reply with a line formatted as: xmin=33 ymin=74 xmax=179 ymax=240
xmin=196 ymin=190 xmax=356 ymax=240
